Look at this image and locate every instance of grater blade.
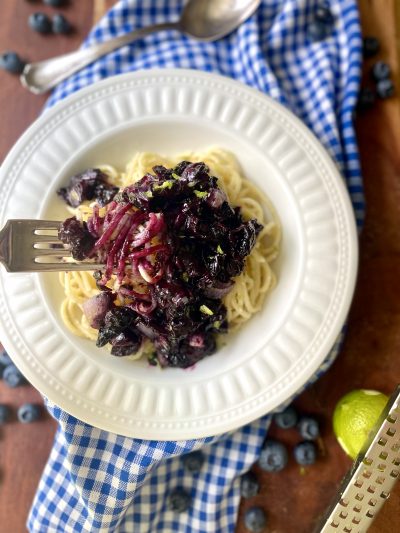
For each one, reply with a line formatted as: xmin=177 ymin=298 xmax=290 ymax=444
xmin=317 ymin=385 xmax=400 ymax=533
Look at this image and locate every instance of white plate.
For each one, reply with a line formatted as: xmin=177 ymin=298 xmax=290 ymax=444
xmin=0 ymin=70 xmax=357 ymax=439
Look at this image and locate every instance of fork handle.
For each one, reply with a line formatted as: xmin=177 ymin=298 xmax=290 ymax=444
xmin=20 ymin=21 xmax=179 ymax=95
xmin=0 ymin=221 xmax=10 ymax=271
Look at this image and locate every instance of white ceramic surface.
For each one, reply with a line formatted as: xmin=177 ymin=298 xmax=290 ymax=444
xmin=0 ymin=69 xmax=358 ymax=439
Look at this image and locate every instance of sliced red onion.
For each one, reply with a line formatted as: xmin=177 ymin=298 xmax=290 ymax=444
xmin=203 ymin=280 xmax=234 ymax=299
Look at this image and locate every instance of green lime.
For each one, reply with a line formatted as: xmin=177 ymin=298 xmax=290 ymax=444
xmin=333 ymin=389 xmax=389 ymax=459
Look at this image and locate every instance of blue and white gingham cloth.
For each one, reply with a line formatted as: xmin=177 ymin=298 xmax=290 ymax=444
xmin=28 ymin=1 xmax=363 ymax=531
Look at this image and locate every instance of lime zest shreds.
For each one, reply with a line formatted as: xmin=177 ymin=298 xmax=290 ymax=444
xmin=194 ymin=190 xmax=208 ymax=199
xmin=144 ymin=191 xmax=153 ymax=198
xmin=171 ymin=172 xmax=181 ymax=180
xmin=200 ymin=304 xmax=214 ymax=316
xmin=216 ymin=244 xmax=223 ymax=254
xmin=213 ymin=320 xmax=221 ymax=329
xmin=154 ymin=180 xmax=174 ymax=191
xmin=182 ymin=272 xmax=189 ymax=282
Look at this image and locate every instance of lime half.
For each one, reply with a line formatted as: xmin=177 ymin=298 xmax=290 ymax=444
xmin=333 ymin=389 xmax=389 ymax=459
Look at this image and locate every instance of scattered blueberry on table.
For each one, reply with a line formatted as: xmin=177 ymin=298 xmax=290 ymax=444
xmin=357 ymin=87 xmax=376 ymax=111
xmin=0 ymin=52 xmax=26 ymax=75
xmin=182 ymin=450 xmax=205 ymax=473
xmin=240 ymin=472 xmax=259 ymax=499
xmin=308 ymin=21 xmax=329 ymax=42
xmin=258 ymin=439 xmax=288 ymax=472
xmin=274 ymin=406 xmax=298 ymax=429
xmin=3 ymin=364 xmax=26 ymax=388
xmin=52 ymin=13 xmax=72 ymax=34
xmin=0 ymin=404 xmax=10 ymax=424
xmin=244 ymin=506 xmax=267 ymax=533
xmin=29 ymin=12 xmax=52 ymax=34
xmin=371 ymin=60 xmax=391 ymax=81
xmin=315 ymin=4 xmax=334 ymax=25
xmin=44 ymin=0 xmax=68 ymax=7
xmin=376 ymin=78 xmax=395 ymax=99
xmin=363 ymin=36 xmax=380 ymax=58
xmin=0 ymin=350 xmax=12 ymax=370
xmin=168 ymin=487 xmax=192 ymax=512
xmin=17 ymin=403 xmax=41 ymax=423
xmin=297 ymin=416 xmax=320 ymax=440
xmin=294 ymin=441 xmax=318 ymax=466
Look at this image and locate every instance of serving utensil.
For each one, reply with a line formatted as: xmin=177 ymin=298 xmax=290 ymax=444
xmin=0 ymin=219 xmax=101 ymax=272
xmin=20 ymin=0 xmax=261 ymax=94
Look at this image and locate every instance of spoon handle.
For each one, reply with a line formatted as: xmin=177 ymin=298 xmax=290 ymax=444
xmin=20 ymin=22 xmax=179 ymax=95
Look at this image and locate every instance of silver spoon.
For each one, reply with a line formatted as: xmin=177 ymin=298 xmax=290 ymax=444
xmin=21 ymin=0 xmax=261 ymax=95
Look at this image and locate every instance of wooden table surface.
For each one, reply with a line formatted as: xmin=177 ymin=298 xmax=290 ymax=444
xmin=0 ymin=1 xmax=399 ymax=532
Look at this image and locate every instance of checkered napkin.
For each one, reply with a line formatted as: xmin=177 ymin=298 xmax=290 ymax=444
xmin=27 ymin=1 xmax=363 ymax=531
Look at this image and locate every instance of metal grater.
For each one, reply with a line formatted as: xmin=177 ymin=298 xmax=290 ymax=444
xmin=317 ymin=385 xmax=400 ymax=533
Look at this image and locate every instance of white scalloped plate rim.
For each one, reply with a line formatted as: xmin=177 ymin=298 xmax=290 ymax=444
xmin=0 ymin=69 xmax=358 ymax=439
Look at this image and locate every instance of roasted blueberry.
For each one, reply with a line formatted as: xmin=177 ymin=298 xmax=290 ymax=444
xmin=3 ymin=364 xmax=26 ymax=388
xmin=357 ymin=87 xmax=376 ymax=110
xmin=52 ymin=14 xmax=72 ymax=34
xmin=110 ymin=331 xmax=141 ymax=356
xmin=240 ymin=471 xmax=259 ymax=498
xmin=298 ymin=416 xmax=320 ymax=440
xmin=371 ymin=61 xmax=391 ymax=81
xmin=182 ymin=450 xmax=205 ymax=473
xmin=274 ymin=406 xmax=298 ymax=429
xmin=244 ymin=506 xmax=267 ymax=533
xmin=0 ymin=52 xmax=26 ymax=74
xmin=29 ymin=13 xmax=52 ymax=34
xmin=258 ymin=440 xmax=288 ymax=472
xmin=363 ymin=36 xmax=380 ymax=58
xmin=168 ymin=487 xmax=192 ymax=512
xmin=18 ymin=403 xmax=41 ymax=423
xmin=104 ymin=307 xmax=136 ymax=330
xmin=58 ymin=217 xmax=96 ymax=261
xmin=0 ymin=404 xmax=10 ymax=424
xmin=294 ymin=441 xmax=318 ymax=465
xmin=376 ymin=78 xmax=395 ymax=99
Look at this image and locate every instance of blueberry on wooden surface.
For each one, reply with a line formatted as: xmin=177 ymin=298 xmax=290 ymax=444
xmin=371 ymin=61 xmax=391 ymax=81
xmin=240 ymin=472 xmax=259 ymax=498
xmin=18 ymin=403 xmax=41 ymax=423
xmin=294 ymin=441 xmax=318 ymax=465
xmin=244 ymin=507 xmax=267 ymax=533
xmin=44 ymin=0 xmax=68 ymax=7
xmin=363 ymin=36 xmax=380 ymax=58
xmin=357 ymin=87 xmax=376 ymax=110
xmin=258 ymin=440 xmax=288 ymax=472
xmin=376 ymin=78 xmax=395 ymax=99
xmin=298 ymin=416 xmax=320 ymax=440
xmin=3 ymin=364 xmax=26 ymax=388
xmin=0 ymin=52 xmax=26 ymax=74
xmin=52 ymin=14 xmax=72 ymax=34
xmin=29 ymin=12 xmax=52 ymax=34
xmin=274 ymin=406 xmax=298 ymax=429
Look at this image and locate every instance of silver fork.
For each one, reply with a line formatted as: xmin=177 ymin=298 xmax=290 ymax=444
xmin=0 ymin=220 xmax=103 ymax=272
